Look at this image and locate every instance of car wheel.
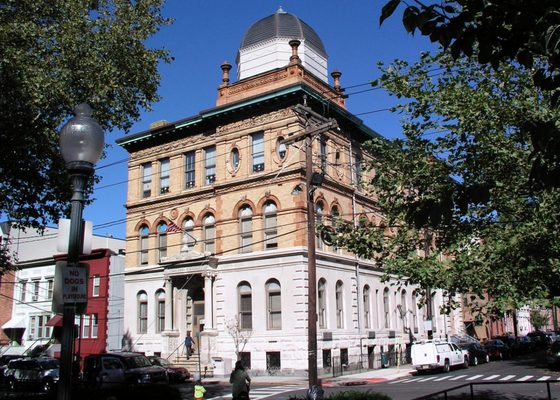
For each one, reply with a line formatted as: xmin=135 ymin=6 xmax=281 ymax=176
xmin=472 ymin=356 xmax=479 ymax=366
xmin=463 ymin=357 xmax=469 ymax=369
xmin=42 ymin=379 xmax=53 ymax=393
xmin=485 ymin=354 xmax=490 ymax=363
xmin=443 ymin=360 xmax=450 ymax=373
xmin=498 ymin=352 xmax=503 ymax=360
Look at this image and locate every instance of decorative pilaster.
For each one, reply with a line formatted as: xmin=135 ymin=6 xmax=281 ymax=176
xmin=164 ymin=277 xmax=173 ymax=331
xmin=203 ymin=271 xmax=216 ymax=329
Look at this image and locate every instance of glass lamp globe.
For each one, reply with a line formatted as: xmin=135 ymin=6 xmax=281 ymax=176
xmin=59 ymin=104 xmax=104 ymax=167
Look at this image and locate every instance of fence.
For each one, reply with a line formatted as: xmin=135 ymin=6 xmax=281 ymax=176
xmin=330 ymin=348 xmax=409 ymax=377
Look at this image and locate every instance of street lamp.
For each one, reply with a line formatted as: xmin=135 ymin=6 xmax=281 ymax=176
xmin=58 ymin=104 xmax=104 ymax=400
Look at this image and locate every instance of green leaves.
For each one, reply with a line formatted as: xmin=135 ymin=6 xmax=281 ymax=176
xmin=379 ymin=0 xmax=401 ymax=26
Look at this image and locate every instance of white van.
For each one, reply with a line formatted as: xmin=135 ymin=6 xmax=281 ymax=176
xmin=411 ymin=341 xmax=469 ymax=373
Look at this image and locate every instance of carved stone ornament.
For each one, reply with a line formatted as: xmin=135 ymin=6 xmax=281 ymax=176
xmin=170 ymin=208 xmax=179 ymax=220
xmin=216 ymin=109 xmax=293 ymax=134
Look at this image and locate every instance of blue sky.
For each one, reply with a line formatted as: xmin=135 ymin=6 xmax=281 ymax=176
xmin=85 ymin=0 xmax=437 ymax=240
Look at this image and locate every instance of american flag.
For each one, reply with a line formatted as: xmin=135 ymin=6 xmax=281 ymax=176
xmin=166 ymin=222 xmax=183 ymax=233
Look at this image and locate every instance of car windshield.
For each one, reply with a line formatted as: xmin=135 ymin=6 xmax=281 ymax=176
xmin=39 ymin=359 xmax=59 ymax=369
xmin=124 ymin=356 xmax=152 ymax=368
xmin=155 ymin=358 xmax=170 ymax=367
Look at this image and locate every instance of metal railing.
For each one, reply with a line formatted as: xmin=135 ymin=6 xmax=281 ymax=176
xmin=330 ymin=349 xmax=410 ymax=377
xmin=413 ymin=380 xmax=556 ymax=400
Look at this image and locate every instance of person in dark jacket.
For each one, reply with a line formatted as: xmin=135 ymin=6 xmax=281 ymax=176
xmin=230 ymin=361 xmax=251 ymax=400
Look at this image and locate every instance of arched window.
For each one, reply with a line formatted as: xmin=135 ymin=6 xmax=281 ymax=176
xmin=155 ymin=290 xmax=165 ymax=333
xmin=139 ymin=225 xmax=149 ymax=265
xmin=400 ymin=290 xmax=408 ymax=332
xmin=239 ymin=205 xmax=253 ymax=253
xmin=336 ymin=280 xmax=344 ymax=328
xmin=263 ymin=201 xmax=278 ymax=250
xmin=363 ymin=285 xmax=371 ymax=329
xmin=182 ymin=217 xmax=196 ymax=251
xmin=318 ymin=279 xmax=327 ymax=329
xmin=330 ymin=206 xmax=341 ymax=253
xmin=266 ymin=279 xmax=281 ymax=330
xmin=137 ymin=291 xmax=148 ymax=334
xmin=316 ymin=202 xmax=325 ymax=250
xmin=157 ymin=222 xmax=167 ymax=261
xmin=412 ymin=292 xmax=419 ymax=333
xmin=238 ymin=282 xmax=252 ymax=330
xmin=383 ymin=288 xmax=390 ymax=329
xmin=203 ymin=214 xmax=215 ymax=254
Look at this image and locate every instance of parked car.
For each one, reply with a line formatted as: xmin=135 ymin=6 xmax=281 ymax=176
xmin=527 ymin=331 xmax=548 ymax=348
xmin=83 ymin=352 xmax=168 ymax=389
xmin=516 ymin=336 xmax=536 ymax=354
xmin=411 ymin=341 xmax=469 ymax=373
xmin=459 ymin=342 xmax=490 ymax=366
xmin=147 ymin=356 xmax=190 ymax=383
xmin=546 ymin=341 xmax=560 ymax=368
xmin=493 ymin=335 xmax=519 ymax=356
xmin=0 ymin=355 xmax=25 ymax=384
xmin=484 ymin=339 xmax=512 ymax=360
xmin=4 ymin=357 xmax=59 ymax=393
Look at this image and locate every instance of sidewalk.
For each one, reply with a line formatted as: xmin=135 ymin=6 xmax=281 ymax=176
xmin=204 ymin=365 xmax=415 ymax=387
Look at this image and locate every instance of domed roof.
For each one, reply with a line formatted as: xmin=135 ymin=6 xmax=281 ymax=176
xmin=239 ymin=7 xmax=327 ymax=58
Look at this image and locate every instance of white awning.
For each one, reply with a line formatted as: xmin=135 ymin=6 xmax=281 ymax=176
xmin=1 ymin=317 xmax=26 ymax=330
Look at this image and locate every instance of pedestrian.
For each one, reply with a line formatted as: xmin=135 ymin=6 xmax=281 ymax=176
xmin=184 ymin=331 xmax=194 ymax=358
xmin=230 ymin=360 xmax=251 ymax=400
xmin=194 ymin=379 xmax=206 ymax=400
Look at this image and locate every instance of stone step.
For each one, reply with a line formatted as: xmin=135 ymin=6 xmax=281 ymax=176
xmin=173 ymin=354 xmax=214 ymax=378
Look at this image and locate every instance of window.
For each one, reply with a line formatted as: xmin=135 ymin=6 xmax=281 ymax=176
xmin=32 ymin=280 xmax=40 ymax=301
xmin=140 ymin=225 xmax=149 ymax=265
xmin=182 ymin=218 xmax=196 ymax=251
xmin=92 ymin=275 xmax=100 ymax=297
xmin=252 ymin=132 xmax=264 ymax=172
xmin=316 ymin=202 xmax=324 ymax=250
xmin=266 ymin=351 xmax=281 ymax=372
xmin=319 ymin=135 xmax=327 ymax=172
xmin=238 ymin=282 xmax=252 ymax=330
xmin=157 ymin=222 xmax=167 ymax=261
xmin=230 ymin=147 xmax=240 ymax=170
xmin=239 ymin=205 xmax=253 ymax=253
xmin=263 ymin=202 xmax=278 ymax=249
xmin=185 ymin=151 xmax=196 ymax=188
xmin=20 ymin=281 xmax=26 ymax=302
xmin=83 ymin=314 xmax=90 ymax=338
xmin=340 ymin=348 xmax=348 ymax=367
xmin=354 ymin=156 xmax=362 ymax=188
xmin=138 ymin=291 xmax=148 ymax=334
xmin=29 ymin=316 xmax=36 ymax=339
xmin=158 ymin=158 xmax=170 ymax=195
xmin=156 ymin=290 xmax=165 ymax=333
xmin=240 ymin=352 xmax=251 ymax=370
xmin=266 ymin=279 xmax=281 ymax=329
xmin=363 ymin=285 xmax=371 ymax=329
xmin=318 ymin=279 xmax=327 ymax=329
xmin=330 ymin=206 xmax=341 ymax=253
xmin=47 ymin=279 xmax=53 ymax=300
xmin=37 ymin=315 xmax=45 ymax=338
xmin=91 ymin=314 xmax=98 ymax=338
xmin=205 ymin=146 xmax=216 ymax=185
xmin=383 ymin=288 xmax=390 ymax=329
xmin=336 ymin=280 xmax=344 ymax=328
xmin=142 ymin=162 xmax=152 ymax=198
xmin=277 ymin=138 xmax=287 ymax=160
xmin=203 ymin=214 xmax=215 ymax=254
xmin=29 ymin=316 xmax=50 ymax=339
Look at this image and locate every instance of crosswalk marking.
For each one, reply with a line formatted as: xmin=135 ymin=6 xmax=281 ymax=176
xmin=538 ymin=376 xmax=551 ymax=381
xmin=517 ymin=375 xmax=533 ymax=381
xmin=389 ymin=378 xmax=413 ymax=384
xmin=433 ymin=376 xmax=452 ymax=381
xmin=449 ymin=375 xmax=468 ymax=381
xmin=391 ymin=373 xmax=560 ymax=385
xmin=418 ymin=376 xmax=437 ymax=382
xmin=482 ymin=375 xmax=500 ymax=381
xmin=207 ymin=385 xmax=306 ymax=400
xmin=466 ymin=374 xmax=483 ymax=381
xmin=500 ymin=375 xmax=516 ymax=381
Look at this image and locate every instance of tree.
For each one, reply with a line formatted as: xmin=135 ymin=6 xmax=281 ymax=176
xmin=380 ymin=0 xmax=560 ymax=190
xmin=530 ymin=310 xmax=550 ymax=331
xmin=0 ymin=1 xmax=172 ymax=240
xmin=325 ymin=52 xmax=560 ymax=313
xmin=226 ymin=316 xmax=253 ymax=361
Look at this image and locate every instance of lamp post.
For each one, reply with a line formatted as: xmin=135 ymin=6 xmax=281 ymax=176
xmin=58 ymin=104 xmax=104 ymax=400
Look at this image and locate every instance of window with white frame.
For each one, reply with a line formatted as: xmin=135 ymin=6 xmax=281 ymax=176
xmin=203 ymin=214 xmax=215 ymax=254
xmin=32 ymin=280 xmax=40 ymax=301
xmin=83 ymin=314 xmax=90 ymax=338
xmin=316 ymin=202 xmax=325 ymax=250
xmin=184 ymin=151 xmax=196 ymax=188
xmin=266 ymin=279 xmax=281 ymax=330
xmin=182 ymin=217 xmax=196 ymax=250
xmin=91 ymin=314 xmax=98 ymax=338
xmin=156 ymin=290 xmax=165 ymax=333
xmin=252 ymin=132 xmax=264 ymax=172
xmin=383 ymin=287 xmax=390 ymax=329
xmin=159 ymin=158 xmax=170 ymax=194
xmin=239 ymin=205 xmax=253 ymax=253
xmin=92 ymin=275 xmax=100 ymax=297
xmin=263 ymin=201 xmax=278 ymax=249
xmin=157 ymin=222 xmax=167 ymax=261
xmin=205 ymin=146 xmax=216 ymax=185
xmin=363 ymin=285 xmax=371 ymax=329
xmin=141 ymin=162 xmax=152 ymax=198
xmin=20 ymin=280 xmax=26 ymax=302
xmin=138 ymin=291 xmax=148 ymax=334
xmin=238 ymin=282 xmax=252 ymax=330
xmin=139 ymin=225 xmax=150 ymax=265
xmin=336 ymin=280 xmax=344 ymax=328
xmin=318 ymin=278 xmax=327 ymax=329
xmin=276 ymin=138 xmax=287 ymax=161
xmin=47 ymin=279 xmax=54 ymax=300
xmin=30 ymin=315 xmax=51 ymax=339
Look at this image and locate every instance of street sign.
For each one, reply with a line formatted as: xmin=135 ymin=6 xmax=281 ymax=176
xmin=52 ymin=261 xmax=89 ymax=314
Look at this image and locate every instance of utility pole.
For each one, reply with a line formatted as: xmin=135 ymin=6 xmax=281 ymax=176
xmin=284 ymin=104 xmax=337 ymax=388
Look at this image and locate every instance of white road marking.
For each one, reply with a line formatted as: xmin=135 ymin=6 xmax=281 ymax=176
xmin=538 ymin=376 xmax=551 ymax=381
xmin=499 ymin=375 xmax=516 ymax=381
xmin=433 ymin=375 xmax=452 ymax=381
xmin=482 ymin=375 xmax=500 ymax=381
xmin=517 ymin=375 xmax=533 ymax=381
xmin=418 ymin=376 xmax=437 ymax=382
xmin=449 ymin=375 xmax=468 ymax=381
xmin=466 ymin=374 xmax=483 ymax=381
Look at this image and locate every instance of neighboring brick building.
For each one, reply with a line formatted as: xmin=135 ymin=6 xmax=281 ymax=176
xmin=117 ymin=8 xmax=464 ymax=375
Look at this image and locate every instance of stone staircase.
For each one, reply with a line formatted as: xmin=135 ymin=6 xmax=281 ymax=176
xmin=173 ymin=353 xmax=214 ymax=378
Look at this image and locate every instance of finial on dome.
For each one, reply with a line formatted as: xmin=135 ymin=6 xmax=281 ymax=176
xmin=289 ymin=39 xmax=301 ymax=65
xmin=220 ymin=60 xmax=232 ymax=87
xmin=277 ymin=6 xmax=286 ymax=14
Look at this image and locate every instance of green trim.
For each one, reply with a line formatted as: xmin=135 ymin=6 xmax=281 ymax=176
xmin=175 ymin=117 xmax=203 ymax=129
xmin=118 ymin=133 xmax=152 ymax=146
